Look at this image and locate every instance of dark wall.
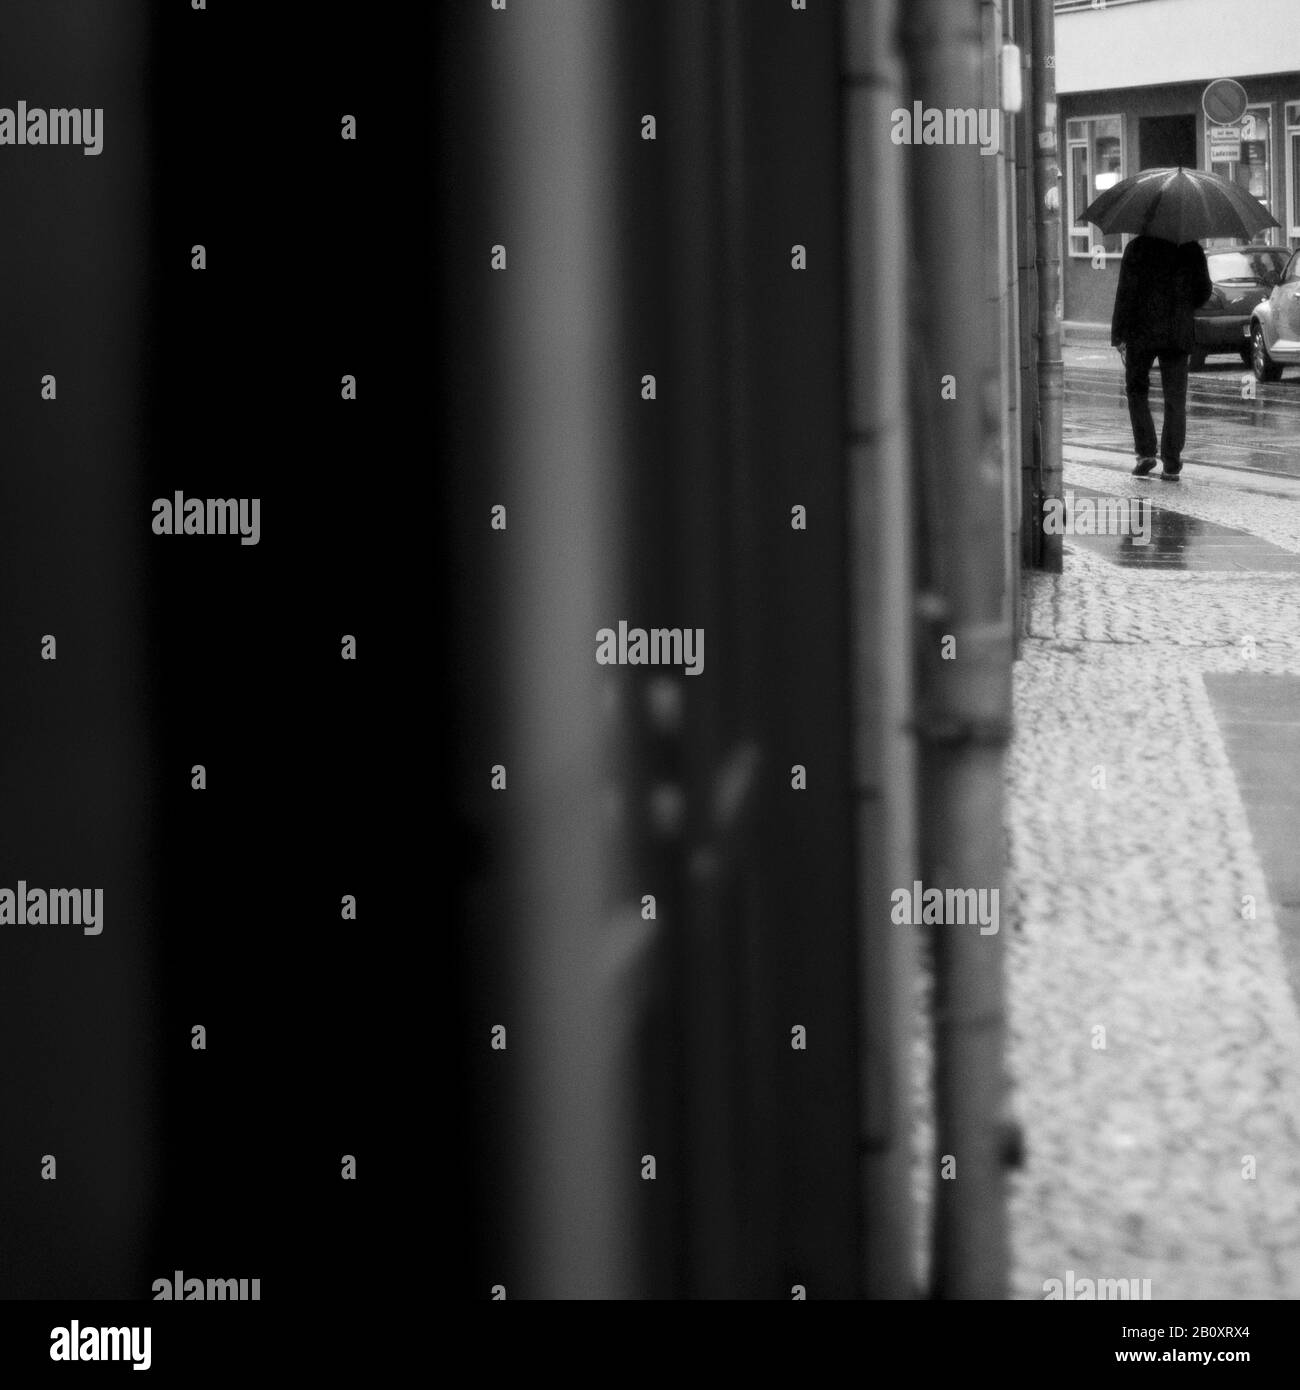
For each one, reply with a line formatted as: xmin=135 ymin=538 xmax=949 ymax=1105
xmin=0 ymin=0 xmax=153 ymax=1300
xmin=0 ymin=1 xmax=421 ymax=1311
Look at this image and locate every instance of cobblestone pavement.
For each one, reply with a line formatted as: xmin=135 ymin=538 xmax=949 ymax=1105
xmin=1006 ymin=453 xmax=1300 ymax=1300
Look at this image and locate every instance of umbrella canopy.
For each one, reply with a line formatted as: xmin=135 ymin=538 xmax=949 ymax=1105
xmin=1083 ymin=165 xmax=1279 ymax=244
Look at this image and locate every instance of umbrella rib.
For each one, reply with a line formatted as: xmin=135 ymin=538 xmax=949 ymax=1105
xmin=1141 ymin=174 xmax=1169 ymax=236
xmin=1113 ymin=176 xmax=1158 ymax=226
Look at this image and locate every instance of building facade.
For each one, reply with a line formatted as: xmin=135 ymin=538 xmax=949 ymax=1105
xmin=1056 ymin=0 xmax=1300 ymax=324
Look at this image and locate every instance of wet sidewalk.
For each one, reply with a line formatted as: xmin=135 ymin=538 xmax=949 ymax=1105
xmin=1062 ymin=340 xmax=1300 ymax=481
xmin=1005 ymin=449 xmax=1300 ymax=1299
xmin=1065 ymin=483 xmax=1300 ymax=572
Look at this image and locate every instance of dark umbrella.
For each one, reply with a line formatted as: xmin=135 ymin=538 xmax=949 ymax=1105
xmin=1083 ymin=165 xmax=1279 ymax=244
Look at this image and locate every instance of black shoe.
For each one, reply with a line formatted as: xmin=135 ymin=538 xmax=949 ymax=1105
xmin=1132 ymin=456 xmax=1159 ymax=476
xmin=1159 ymin=467 xmax=1182 ymax=481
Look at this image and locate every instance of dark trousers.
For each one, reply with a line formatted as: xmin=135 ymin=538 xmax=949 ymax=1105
xmin=1124 ymin=343 xmax=1189 ymax=467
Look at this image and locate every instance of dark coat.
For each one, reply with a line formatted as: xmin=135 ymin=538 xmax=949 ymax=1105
xmin=1110 ymin=235 xmax=1213 ymax=353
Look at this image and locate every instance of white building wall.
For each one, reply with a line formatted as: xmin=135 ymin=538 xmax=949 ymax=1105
xmin=1057 ymin=0 xmax=1300 ymax=94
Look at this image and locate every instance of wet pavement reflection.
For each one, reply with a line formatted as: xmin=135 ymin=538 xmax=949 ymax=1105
xmin=1061 ymin=484 xmax=1300 ymax=571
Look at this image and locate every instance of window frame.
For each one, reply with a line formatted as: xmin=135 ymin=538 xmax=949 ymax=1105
xmin=1286 ymin=102 xmax=1300 ymax=251
xmin=1205 ymin=102 xmax=1274 ymax=247
xmin=1065 ymin=114 xmax=1126 ymax=261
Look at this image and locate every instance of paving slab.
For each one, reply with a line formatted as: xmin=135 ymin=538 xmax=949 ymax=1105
xmin=1204 ymin=674 xmax=1300 ymax=1012
xmin=1062 ymin=484 xmax=1300 ymax=572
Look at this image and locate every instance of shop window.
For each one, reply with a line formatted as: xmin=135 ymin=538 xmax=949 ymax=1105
xmin=1287 ymin=102 xmax=1300 ymax=249
xmin=1206 ymin=104 xmax=1272 ymax=245
xmin=1065 ymin=116 xmax=1123 ymax=258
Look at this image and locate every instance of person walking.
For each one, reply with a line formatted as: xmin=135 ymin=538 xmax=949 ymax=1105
xmin=1110 ymin=234 xmax=1213 ymax=480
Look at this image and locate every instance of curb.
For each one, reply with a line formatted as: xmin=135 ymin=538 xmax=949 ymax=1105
xmin=1062 ymin=320 xmax=1112 ymax=345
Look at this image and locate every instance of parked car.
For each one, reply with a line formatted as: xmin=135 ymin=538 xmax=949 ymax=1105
xmin=1191 ymin=245 xmax=1289 ymax=370
xmin=1249 ymin=247 xmax=1300 ymax=382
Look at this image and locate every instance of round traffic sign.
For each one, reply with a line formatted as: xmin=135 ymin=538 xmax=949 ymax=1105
xmin=1202 ymin=79 xmax=1248 ymax=125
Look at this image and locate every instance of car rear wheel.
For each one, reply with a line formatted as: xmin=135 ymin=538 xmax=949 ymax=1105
xmin=1252 ymin=324 xmax=1283 ymax=382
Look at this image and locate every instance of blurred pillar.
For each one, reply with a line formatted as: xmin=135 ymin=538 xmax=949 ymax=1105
xmin=455 ymin=0 xmax=861 ymax=1302
xmin=482 ymin=2 xmax=647 ymax=1299
xmin=982 ymin=0 xmax=1021 ymax=647
xmin=902 ymin=0 xmax=1014 ymax=1300
xmin=841 ymin=0 xmax=920 ymax=1300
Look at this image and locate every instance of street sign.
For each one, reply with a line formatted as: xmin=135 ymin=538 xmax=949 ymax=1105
xmin=1209 ymin=123 xmax=1243 ymax=162
xmin=1203 ymin=78 xmax=1248 ymax=125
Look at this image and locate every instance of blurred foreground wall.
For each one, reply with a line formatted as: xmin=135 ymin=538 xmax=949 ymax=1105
xmin=445 ymin=0 xmax=1026 ymax=1299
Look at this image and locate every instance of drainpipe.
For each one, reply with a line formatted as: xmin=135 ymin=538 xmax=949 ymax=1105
xmin=1031 ymin=0 xmax=1063 ymax=571
xmin=842 ymin=0 xmax=920 ymax=1300
xmin=1014 ymin=0 xmax=1040 ymax=569
xmin=983 ymin=0 xmax=1020 ymax=647
xmin=900 ymin=0 xmax=1014 ymax=1300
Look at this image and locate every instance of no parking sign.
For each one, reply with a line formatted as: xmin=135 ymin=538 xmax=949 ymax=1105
xmin=1204 ymin=79 xmax=1248 ymax=161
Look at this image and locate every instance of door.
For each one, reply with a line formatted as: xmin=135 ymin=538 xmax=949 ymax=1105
xmin=1280 ymin=251 xmax=1300 ymax=347
xmin=1287 ymin=113 xmax=1300 ymax=250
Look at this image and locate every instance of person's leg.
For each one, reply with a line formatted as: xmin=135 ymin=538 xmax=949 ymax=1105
xmin=1158 ymin=347 xmax=1190 ymax=475
xmin=1125 ymin=344 xmax=1159 ymax=469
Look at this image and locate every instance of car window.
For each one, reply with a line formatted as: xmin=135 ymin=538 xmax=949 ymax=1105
xmin=1284 ymin=252 xmax=1300 ymax=284
xmin=1207 ymin=250 xmax=1289 ymax=283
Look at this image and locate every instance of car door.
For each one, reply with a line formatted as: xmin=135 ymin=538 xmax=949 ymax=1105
xmin=1276 ymin=251 xmax=1300 ymax=351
